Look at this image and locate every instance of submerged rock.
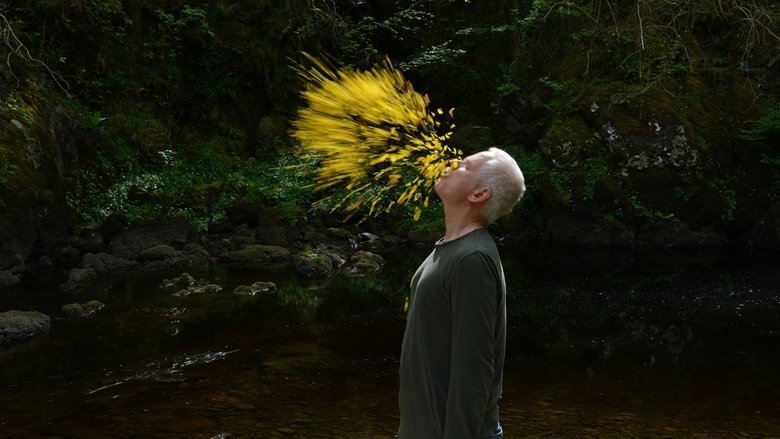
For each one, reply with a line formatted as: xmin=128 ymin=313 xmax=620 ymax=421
xmin=234 ymin=281 xmax=277 ymax=296
xmin=160 ymin=272 xmax=196 ymax=290
xmin=343 ymin=251 xmax=384 ymax=276
xmin=292 ymin=249 xmax=347 ymax=279
xmin=162 ymin=273 xmax=222 ymax=297
xmin=173 ymin=283 xmax=223 ymax=297
xmin=0 ymin=310 xmax=51 ymax=344
xmin=62 ymin=300 xmax=105 ymax=317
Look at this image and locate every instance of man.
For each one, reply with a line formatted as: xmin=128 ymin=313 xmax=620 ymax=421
xmin=398 ymin=147 xmax=526 ymax=439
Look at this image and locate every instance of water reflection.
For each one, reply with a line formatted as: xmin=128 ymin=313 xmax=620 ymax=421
xmin=0 ymin=246 xmax=778 ymax=438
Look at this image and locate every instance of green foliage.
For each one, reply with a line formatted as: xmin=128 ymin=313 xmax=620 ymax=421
xmin=741 ymin=103 xmax=780 ymax=149
xmin=709 ymin=178 xmax=738 ymax=222
xmin=741 ymin=102 xmax=780 ymax=195
xmin=68 ymin=140 xmax=315 ymax=231
xmin=538 ymin=76 xmax=576 ymax=119
xmin=629 ymin=195 xmax=678 ymax=224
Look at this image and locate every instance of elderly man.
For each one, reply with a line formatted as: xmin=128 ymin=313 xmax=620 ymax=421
xmin=398 ymin=147 xmax=526 ymax=439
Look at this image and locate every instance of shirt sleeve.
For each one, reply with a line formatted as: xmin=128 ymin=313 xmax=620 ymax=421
xmin=443 ymin=250 xmax=500 ymax=438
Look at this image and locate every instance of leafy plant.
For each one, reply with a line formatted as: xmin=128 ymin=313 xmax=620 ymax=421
xmin=741 ymin=102 xmax=780 ymax=195
xmin=629 ymin=195 xmax=678 ymax=224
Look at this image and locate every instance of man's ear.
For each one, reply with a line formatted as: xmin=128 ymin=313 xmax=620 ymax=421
xmin=468 ymin=186 xmax=491 ymax=203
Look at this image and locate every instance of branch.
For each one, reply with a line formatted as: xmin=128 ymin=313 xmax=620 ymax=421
xmin=0 ymin=12 xmax=69 ymax=95
xmin=636 ymin=0 xmax=645 ymax=50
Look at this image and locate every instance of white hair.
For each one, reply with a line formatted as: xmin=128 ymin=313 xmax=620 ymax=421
xmin=474 ymin=147 xmax=526 ymax=224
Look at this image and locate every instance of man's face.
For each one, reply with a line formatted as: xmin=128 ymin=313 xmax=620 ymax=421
xmin=434 ymin=151 xmax=490 ymax=203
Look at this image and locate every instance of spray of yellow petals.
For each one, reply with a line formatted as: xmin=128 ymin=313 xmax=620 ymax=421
xmin=290 ymin=52 xmax=462 ymax=221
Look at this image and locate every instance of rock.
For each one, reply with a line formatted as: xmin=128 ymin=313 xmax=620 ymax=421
xmin=140 ymin=243 xmax=211 ymax=271
xmin=107 ymin=218 xmax=193 ymax=260
xmin=173 ymin=283 xmax=223 ymax=297
xmin=59 ymin=267 xmax=98 ymax=292
xmin=81 ymin=231 xmax=104 ymax=253
xmin=0 ymin=310 xmax=51 ymax=344
xmin=255 ymin=225 xmax=289 ymax=246
xmin=234 ymin=281 xmax=277 ymax=296
xmin=218 ymin=244 xmax=290 ymax=264
xmin=62 ymin=300 xmax=105 ymax=317
xmin=162 ymin=273 xmax=222 ymax=297
xmin=319 ymin=227 xmax=357 ymax=250
xmin=160 ymin=272 xmax=196 ymax=290
xmin=343 ymin=251 xmax=384 ymax=276
xmin=293 ymin=251 xmax=336 ymax=279
xmin=356 ymin=232 xmax=383 ymax=251
xmin=183 ymin=242 xmax=211 ymax=259
xmin=138 ymin=244 xmax=178 ymax=262
xmin=82 ymin=252 xmax=137 ymax=273
xmin=0 ymin=270 xmax=21 ymax=290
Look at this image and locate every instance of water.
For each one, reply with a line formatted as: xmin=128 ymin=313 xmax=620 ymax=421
xmin=1 ymin=246 xmax=779 ymax=438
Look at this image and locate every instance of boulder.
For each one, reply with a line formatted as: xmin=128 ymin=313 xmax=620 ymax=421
xmin=107 ymin=218 xmax=193 ymax=260
xmin=82 ymin=252 xmax=137 ymax=273
xmin=59 ymin=267 xmax=98 ymax=292
xmin=343 ymin=251 xmax=384 ymax=276
xmin=0 ymin=310 xmax=51 ymax=344
xmin=160 ymin=272 xmax=196 ymax=291
xmin=138 ymin=244 xmax=178 ymax=262
xmin=219 ymin=244 xmax=291 ymax=264
xmin=293 ymin=250 xmax=338 ymax=279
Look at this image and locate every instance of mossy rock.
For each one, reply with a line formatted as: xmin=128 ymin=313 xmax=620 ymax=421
xmin=234 ymin=281 xmax=277 ymax=296
xmin=538 ymin=116 xmax=593 ymax=169
xmin=293 ymin=250 xmax=336 ymax=279
xmin=0 ymin=310 xmax=51 ymax=344
xmin=62 ymin=300 xmax=105 ymax=318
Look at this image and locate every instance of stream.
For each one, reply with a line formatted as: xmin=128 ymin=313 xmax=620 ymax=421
xmin=1 ymin=245 xmax=779 ymax=438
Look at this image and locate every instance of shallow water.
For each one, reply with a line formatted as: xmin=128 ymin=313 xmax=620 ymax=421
xmin=1 ymin=246 xmax=779 ymax=438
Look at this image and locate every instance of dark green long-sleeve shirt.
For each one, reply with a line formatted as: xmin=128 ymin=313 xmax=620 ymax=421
xmin=398 ymin=228 xmax=507 ymax=439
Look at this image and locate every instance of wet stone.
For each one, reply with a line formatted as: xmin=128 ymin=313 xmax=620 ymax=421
xmin=62 ymin=300 xmax=105 ymax=317
xmin=0 ymin=310 xmax=51 ymax=344
xmin=234 ymin=281 xmax=277 ymax=296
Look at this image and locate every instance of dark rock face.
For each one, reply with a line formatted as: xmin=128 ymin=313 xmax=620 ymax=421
xmin=0 ymin=310 xmax=51 ymax=344
xmin=512 ymin=77 xmax=777 ymax=250
xmin=0 ymin=85 xmax=88 ymax=283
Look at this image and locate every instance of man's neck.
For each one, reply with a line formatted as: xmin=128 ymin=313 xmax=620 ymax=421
xmin=441 ymin=208 xmax=485 ymax=243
